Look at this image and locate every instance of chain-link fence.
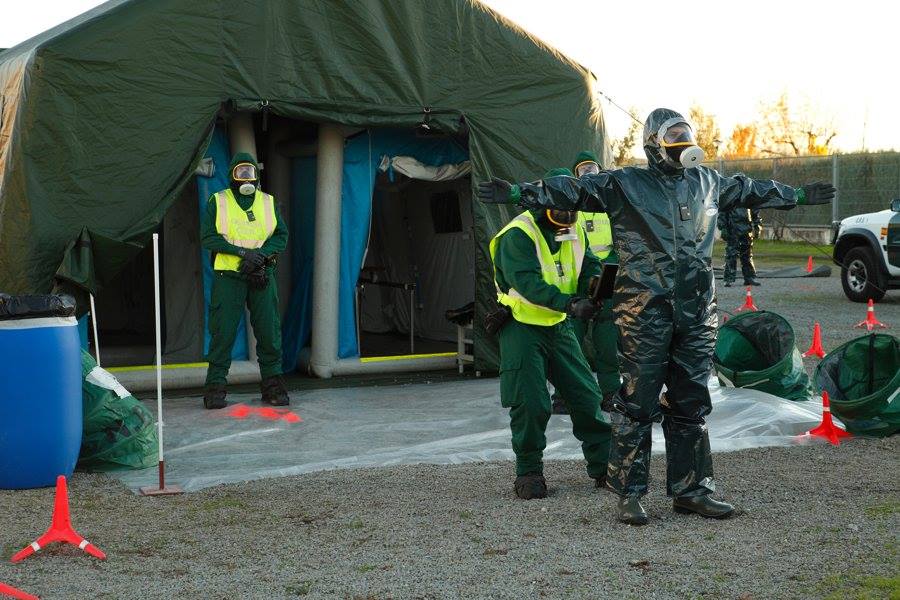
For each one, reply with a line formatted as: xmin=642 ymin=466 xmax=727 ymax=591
xmin=711 ymin=152 xmax=900 ymax=235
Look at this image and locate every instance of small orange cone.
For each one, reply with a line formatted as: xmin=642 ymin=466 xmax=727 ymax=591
xmin=854 ymin=299 xmax=888 ymax=331
xmin=736 ymin=287 xmax=758 ymax=312
xmin=0 ymin=582 xmax=38 ymax=600
xmin=802 ymin=322 xmax=826 ymax=358
xmin=11 ymin=476 xmax=106 ymax=563
xmin=806 ymin=256 xmax=814 ymax=273
xmin=805 ymin=392 xmax=852 ymax=446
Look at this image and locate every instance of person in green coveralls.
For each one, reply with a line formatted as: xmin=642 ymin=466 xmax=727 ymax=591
xmin=490 ymin=177 xmax=611 ymax=499
xmin=550 ymin=153 xmax=621 ymax=416
xmin=200 ymin=152 xmax=289 ymax=409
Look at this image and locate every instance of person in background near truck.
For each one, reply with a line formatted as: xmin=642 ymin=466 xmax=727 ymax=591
xmin=489 ymin=170 xmax=611 ymax=499
xmin=717 ymin=206 xmax=760 ymax=287
xmin=200 ymin=152 xmax=290 ymax=409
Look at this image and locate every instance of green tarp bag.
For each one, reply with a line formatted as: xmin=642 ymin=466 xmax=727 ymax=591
xmin=713 ymin=310 xmax=811 ymax=401
xmin=77 ymin=351 xmax=158 ymax=471
xmin=814 ymin=334 xmax=899 ymax=437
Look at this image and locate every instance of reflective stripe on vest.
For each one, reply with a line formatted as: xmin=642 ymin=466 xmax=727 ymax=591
xmin=213 ymin=189 xmax=276 ymax=271
xmin=578 ymin=211 xmax=613 ymax=260
xmin=489 ymin=212 xmax=585 ymax=326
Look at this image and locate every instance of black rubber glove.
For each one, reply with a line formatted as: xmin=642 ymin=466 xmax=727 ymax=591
xmin=477 ymin=178 xmax=520 ymax=204
xmin=565 ymin=297 xmax=598 ymax=320
xmin=247 ymin=266 xmax=269 ymax=290
xmin=238 ymin=249 xmax=266 ymax=275
xmin=796 ymin=182 xmax=836 ymax=205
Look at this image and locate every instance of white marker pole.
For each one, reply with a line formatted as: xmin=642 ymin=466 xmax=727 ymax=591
xmin=153 ymin=233 xmax=165 ymax=488
xmin=140 ymin=233 xmax=182 ymax=496
xmin=89 ymin=293 xmax=101 ymax=366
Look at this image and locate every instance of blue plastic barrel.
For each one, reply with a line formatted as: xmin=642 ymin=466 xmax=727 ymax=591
xmin=0 ymin=295 xmax=82 ymax=489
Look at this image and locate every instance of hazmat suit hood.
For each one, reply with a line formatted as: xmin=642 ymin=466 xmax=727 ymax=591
xmin=228 ymin=152 xmax=259 ymax=199
xmin=572 ymin=151 xmax=601 ymax=176
xmin=643 ymin=108 xmax=689 ymax=176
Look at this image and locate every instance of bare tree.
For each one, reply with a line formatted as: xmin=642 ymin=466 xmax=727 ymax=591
xmin=609 ymin=108 xmax=641 ymax=166
xmin=688 ymin=104 xmax=722 ymax=158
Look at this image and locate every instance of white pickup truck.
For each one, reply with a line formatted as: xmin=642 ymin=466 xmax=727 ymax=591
xmin=832 ymin=199 xmax=900 ymax=302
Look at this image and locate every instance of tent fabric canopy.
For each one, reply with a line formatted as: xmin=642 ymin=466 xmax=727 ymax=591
xmin=0 ymin=0 xmax=608 ymax=371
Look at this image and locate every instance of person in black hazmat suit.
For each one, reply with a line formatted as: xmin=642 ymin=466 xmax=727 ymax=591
xmin=477 ymin=108 xmax=835 ymax=525
xmin=717 ymin=206 xmax=759 ymax=286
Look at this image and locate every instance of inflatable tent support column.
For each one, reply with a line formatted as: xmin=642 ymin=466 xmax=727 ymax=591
xmin=302 ymin=124 xmax=459 ymax=378
xmin=228 ymin=113 xmax=259 ymax=364
xmin=265 ymin=125 xmax=293 ymax=317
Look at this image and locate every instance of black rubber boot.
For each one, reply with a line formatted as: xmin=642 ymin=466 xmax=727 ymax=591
xmin=514 ymin=472 xmax=547 ymax=500
xmin=617 ymin=496 xmax=648 ymax=525
xmin=723 ymin=280 xmax=734 ymax=288
xmin=743 ymin=277 xmax=761 ymax=286
xmin=260 ymin=375 xmax=290 ymax=406
xmin=673 ymin=495 xmax=735 ymax=519
xmin=203 ymin=384 xmax=227 ymax=410
xmin=593 ymin=474 xmax=606 ymax=489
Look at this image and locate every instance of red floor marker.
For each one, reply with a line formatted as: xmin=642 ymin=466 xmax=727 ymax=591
xmin=736 ymin=287 xmax=759 ymax=312
xmin=854 ymin=299 xmax=888 ymax=331
xmin=11 ymin=476 xmax=106 ymax=563
xmin=0 ymin=582 xmax=38 ymax=600
xmin=802 ymin=322 xmax=826 ymax=359
xmin=806 ymin=255 xmax=814 ymax=273
xmin=223 ymin=403 xmax=302 ymax=424
xmin=805 ymin=392 xmax=852 ymax=446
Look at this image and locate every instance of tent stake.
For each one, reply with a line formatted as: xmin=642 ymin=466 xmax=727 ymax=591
xmin=89 ymin=293 xmax=101 ymax=366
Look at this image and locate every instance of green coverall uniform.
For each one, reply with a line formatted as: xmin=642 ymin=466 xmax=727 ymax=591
xmin=491 ymin=211 xmax=611 ymax=480
xmin=200 ymin=155 xmax=288 ymax=386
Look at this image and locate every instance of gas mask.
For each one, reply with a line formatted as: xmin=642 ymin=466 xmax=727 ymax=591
xmin=656 ymin=118 xmax=705 ymax=169
xmin=574 ymin=160 xmax=601 ymax=177
xmin=545 ymin=209 xmax=578 ymax=241
xmin=231 ymin=162 xmax=258 ymax=196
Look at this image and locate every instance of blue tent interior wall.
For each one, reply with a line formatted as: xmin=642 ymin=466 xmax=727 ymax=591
xmin=196 ymin=126 xmax=248 ymax=361
xmin=282 ymin=128 xmax=469 ymax=369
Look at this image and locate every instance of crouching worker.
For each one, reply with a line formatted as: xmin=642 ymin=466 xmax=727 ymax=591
xmin=200 ymin=152 xmax=289 ymax=409
xmin=488 ymin=180 xmax=612 ymax=499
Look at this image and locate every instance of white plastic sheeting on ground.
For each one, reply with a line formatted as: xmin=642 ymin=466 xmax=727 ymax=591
xmin=111 ymin=378 xmax=829 ymax=492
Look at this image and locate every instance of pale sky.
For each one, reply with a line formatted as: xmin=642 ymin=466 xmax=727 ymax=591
xmin=2 ymin=0 xmax=897 ymax=153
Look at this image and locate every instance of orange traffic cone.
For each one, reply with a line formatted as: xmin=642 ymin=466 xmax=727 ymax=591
xmin=11 ymin=476 xmax=106 ymax=563
xmin=806 ymin=256 xmax=814 ymax=273
xmin=854 ymin=299 xmax=888 ymax=331
xmin=736 ymin=287 xmax=758 ymax=312
xmin=802 ymin=322 xmax=826 ymax=358
xmin=0 ymin=582 xmax=38 ymax=600
xmin=805 ymin=392 xmax=852 ymax=446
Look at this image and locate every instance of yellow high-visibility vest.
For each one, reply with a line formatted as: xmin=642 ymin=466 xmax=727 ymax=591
xmin=212 ymin=189 xmax=276 ymax=271
xmin=578 ymin=212 xmax=613 ymax=260
xmin=489 ymin=212 xmax=585 ymax=326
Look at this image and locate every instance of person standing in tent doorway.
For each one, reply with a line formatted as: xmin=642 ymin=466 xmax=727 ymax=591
xmin=478 ymin=108 xmax=835 ymax=524
xmin=551 ymin=152 xmax=621 ymax=416
xmin=717 ymin=205 xmax=760 ymax=286
xmin=201 ymin=152 xmax=289 ymax=409
xmin=488 ymin=168 xmax=612 ymax=500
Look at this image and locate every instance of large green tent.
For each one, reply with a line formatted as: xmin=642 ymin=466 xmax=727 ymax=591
xmin=0 ymin=0 xmax=607 ymax=372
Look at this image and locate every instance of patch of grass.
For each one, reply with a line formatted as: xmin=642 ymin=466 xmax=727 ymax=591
xmin=458 ymin=510 xmax=473 ymax=519
xmin=285 ymin=581 xmax=313 ymax=596
xmin=821 ymin=574 xmax=900 ymax=600
xmin=346 ymin=518 xmax=364 ymax=530
xmin=356 ymin=564 xmax=377 ymax=573
xmin=865 ymin=500 xmax=900 ymax=518
xmin=713 ymin=239 xmax=829 ymax=268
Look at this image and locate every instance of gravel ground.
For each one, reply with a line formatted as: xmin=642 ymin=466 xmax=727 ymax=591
xmin=1 ymin=264 xmax=897 ymax=600
xmin=713 ymin=269 xmax=899 ymax=379
xmin=0 ymin=438 xmax=897 ymax=600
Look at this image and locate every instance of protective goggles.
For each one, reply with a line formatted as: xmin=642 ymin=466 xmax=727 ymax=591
xmin=658 ymin=119 xmax=698 ymax=148
xmin=574 ymin=160 xmax=601 ymax=177
xmin=546 ymin=209 xmax=578 ymax=227
xmin=231 ymin=163 xmax=258 ymax=181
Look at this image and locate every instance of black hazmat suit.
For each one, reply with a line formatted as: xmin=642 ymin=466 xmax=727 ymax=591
xmin=717 ymin=206 xmax=757 ymax=283
xmin=503 ymin=109 xmax=805 ymax=499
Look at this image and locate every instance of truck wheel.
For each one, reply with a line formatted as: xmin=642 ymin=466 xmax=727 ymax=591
xmin=841 ymin=246 xmax=886 ymax=302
